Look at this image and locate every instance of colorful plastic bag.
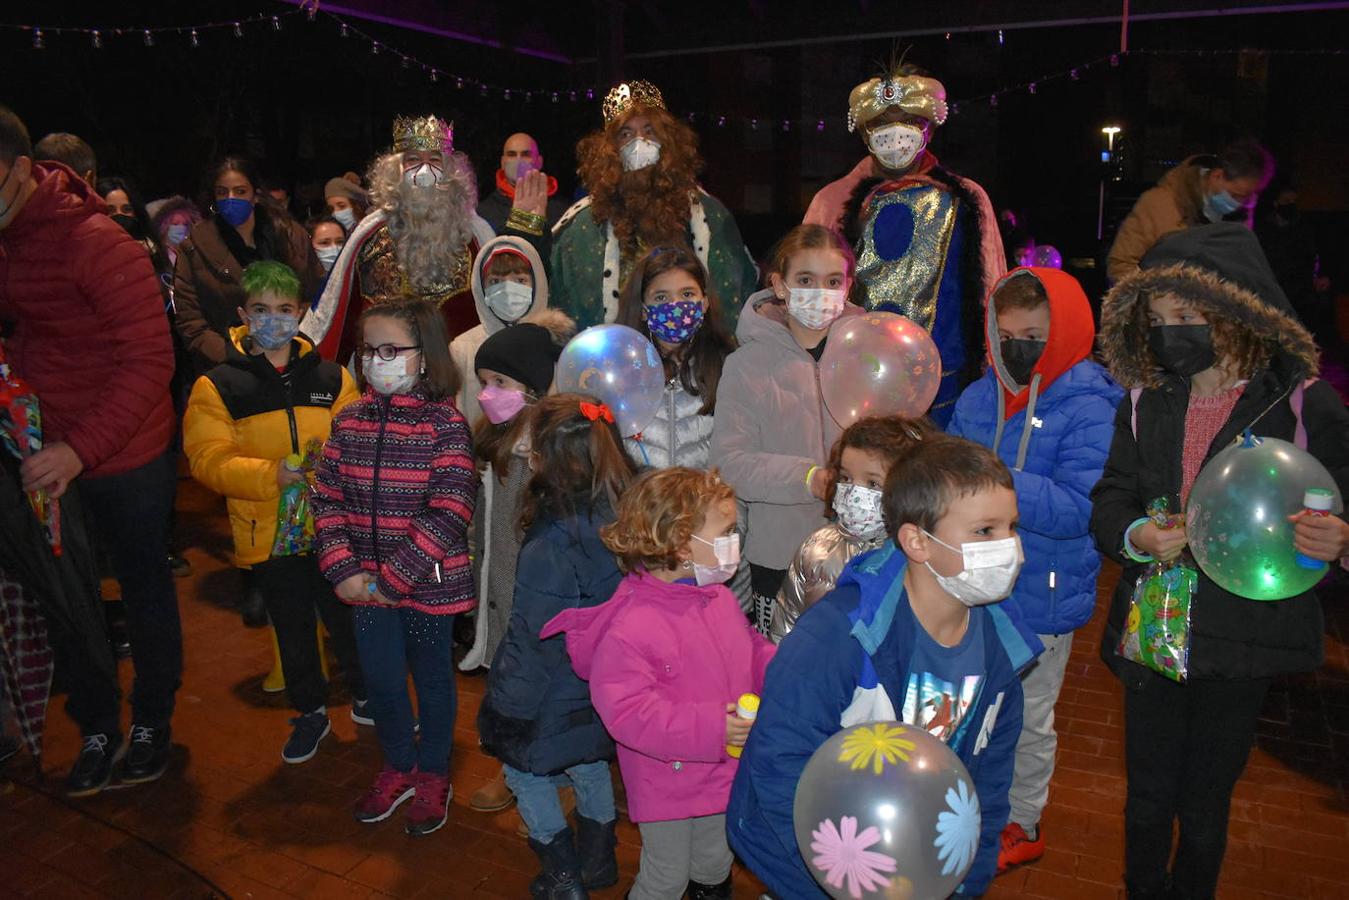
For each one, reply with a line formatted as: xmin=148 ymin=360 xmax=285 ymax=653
xmin=0 ymin=346 xmax=60 ymax=555
xmin=1117 ymin=498 xmax=1196 ymax=682
xmin=271 ymin=439 xmax=323 ymax=557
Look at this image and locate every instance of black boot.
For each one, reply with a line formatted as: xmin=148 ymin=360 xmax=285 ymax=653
xmin=575 ymin=814 xmax=618 ymax=889
xmin=528 ymin=826 xmax=589 ymax=900
xmin=686 ymin=875 xmax=732 ymax=900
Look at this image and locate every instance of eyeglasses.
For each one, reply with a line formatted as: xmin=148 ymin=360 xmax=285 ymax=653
xmin=358 ymin=343 xmax=421 ymax=361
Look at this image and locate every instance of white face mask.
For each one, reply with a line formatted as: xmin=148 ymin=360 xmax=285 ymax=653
xmin=868 ymin=122 xmax=927 ymax=171
xmin=332 ymin=206 xmax=357 ymax=230
xmin=690 ymin=532 xmax=740 ymax=586
xmin=315 ymin=244 xmax=341 ymax=272
xmin=619 ymin=138 xmax=662 ymax=172
xmin=363 ymin=353 xmax=421 ymax=396
xmin=787 ymin=287 xmax=846 ymax=331
xmin=921 ymin=530 xmax=1023 ymax=607
xmin=833 ymin=483 xmax=887 ymax=540
xmin=403 ymin=162 xmax=444 ymax=189
xmin=484 ymin=280 xmax=533 ymax=323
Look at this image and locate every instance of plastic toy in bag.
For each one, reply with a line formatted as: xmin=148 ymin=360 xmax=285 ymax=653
xmin=271 ymin=439 xmax=323 ymax=557
xmin=0 ymin=346 xmax=61 ymax=555
xmin=1117 ymin=497 xmax=1197 ymax=682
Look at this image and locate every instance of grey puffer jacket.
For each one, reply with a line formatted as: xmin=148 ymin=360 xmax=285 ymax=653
xmin=770 ymin=523 xmax=884 ymax=643
xmin=625 ymin=378 xmax=713 ymax=470
xmin=710 ymin=290 xmax=864 ymax=570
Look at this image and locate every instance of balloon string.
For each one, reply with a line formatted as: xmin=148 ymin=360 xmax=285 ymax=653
xmin=1240 ymin=428 xmax=1257 ymax=448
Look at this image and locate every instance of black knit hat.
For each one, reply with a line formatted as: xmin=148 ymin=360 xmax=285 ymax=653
xmin=474 ymin=323 xmax=561 ymax=396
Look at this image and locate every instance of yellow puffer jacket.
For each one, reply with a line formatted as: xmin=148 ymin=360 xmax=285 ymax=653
xmin=183 ymin=327 xmax=359 ymax=566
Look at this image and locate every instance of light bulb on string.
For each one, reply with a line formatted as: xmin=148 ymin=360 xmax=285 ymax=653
xmin=504 ymin=89 xmax=511 ymax=100
xmin=816 ymin=119 xmax=825 ymax=132
xmin=552 ymin=92 xmax=559 ymax=103
xmin=271 ymin=16 xmax=281 ymax=31
xmin=990 ymin=94 xmax=999 ymax=107
xmin=781 ymin=119 xmax=790 ymax=132
xmin=1110 ymin=53 xmax=1120 ymax=66
xmin=91 ymin=29 xmax=102 ymax=48
xmin=585 ymin=88 xmax=594 ymax=100
xmin=371 ymin=42 xmax=379 ymax=55
xmin=456 ymin=77 xmax=465 ymax=90
xmin=32 ymin=28 xmax=43 ymax=49
xmin=430 ymin=70 xmax=438 ymax=83
xmin=998 ymin=29 xmax=1004 ymax=45
xmin=401 ymin=56 xmax=410 ymax=69
xmin=717 ymin=116 xmax=726 ymax=127
xmin=340 ymin=23 xmax=349 ymax=38
xmin=750 ymin=118 xmax=758 ymax=130
xmin=233 ymin=22 xmax=243 ymax=38
xmin=1070 ymin=68 xmax=1079 ymax=81
xmin=569 ymin=90 xmax=577 ymax=102
xmin=144 ymin=29 xmax=154 ymax=47
xmin=1028 ymin=82 xmax=1037 ymax=94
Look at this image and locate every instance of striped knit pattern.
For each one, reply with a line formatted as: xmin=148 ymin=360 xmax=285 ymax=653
xmin=313 ymin=387 xmax=477 ymax=615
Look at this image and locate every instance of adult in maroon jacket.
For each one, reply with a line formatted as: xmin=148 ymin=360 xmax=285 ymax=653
xmin=0 ymin=106 xmax=181 ymax=796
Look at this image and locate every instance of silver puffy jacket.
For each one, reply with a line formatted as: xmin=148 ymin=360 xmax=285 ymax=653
xmin=625 ymin=378 xmax=714 ymax=470
xmin=770 ymin=523 xmax=885 ymax=643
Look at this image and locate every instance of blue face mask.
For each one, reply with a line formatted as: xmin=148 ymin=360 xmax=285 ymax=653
xmin=248 ymin=312 xmax=299 ymax=351
xmin=1203 ymin=189 xmax=1243 ymax=223
xmin=216 ymin=197 xmax=254 ymax=228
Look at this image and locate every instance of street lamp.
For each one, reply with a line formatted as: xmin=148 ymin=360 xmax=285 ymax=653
xmin=1102 ymin=125 xmax=1122 ymax=151
xmin=1097 ymin=125 xmax=1123 ymax=241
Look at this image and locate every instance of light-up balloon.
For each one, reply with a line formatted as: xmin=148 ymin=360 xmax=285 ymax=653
xmin=794 ymin=721 xmax=979 ymax=900
xmin=554 ymin=324 xmax=665 ymax=437
xmin=819 ymin=313 xmax=941 ymax=428
xmin=1186 ymin=434 xmax=1344 ymax=601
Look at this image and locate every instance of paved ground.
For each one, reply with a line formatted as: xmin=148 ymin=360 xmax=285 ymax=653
xmin=1 ymin=476 xmax=1346 ymax=899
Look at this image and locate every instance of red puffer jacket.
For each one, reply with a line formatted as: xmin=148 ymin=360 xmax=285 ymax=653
xmin=0 ymin=163 xmax=173 ymax=478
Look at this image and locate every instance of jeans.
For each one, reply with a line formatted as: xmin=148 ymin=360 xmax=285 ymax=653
xmin=1009 ymin=632 xmax=1075 ymax=829
xmin=252 ymin=555 xmax=364 ymax=714
xmin=1124 ymin=671 xmax=1271 ymax=899
xmin=79 ymin=451 xmax=182 ymax=728
xmin=352 ymin=605 xmax=455 ymax=774
xmin=502 ymin=760 xmax=616 ymax=843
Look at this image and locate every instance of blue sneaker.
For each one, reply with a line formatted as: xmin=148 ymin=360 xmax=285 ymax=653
xmin=282 ymin=712 xmax=331 ymax=764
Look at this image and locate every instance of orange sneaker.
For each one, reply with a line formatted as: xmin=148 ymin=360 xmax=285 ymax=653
xmin=998 ymin=822 xmax=1044 ymax=873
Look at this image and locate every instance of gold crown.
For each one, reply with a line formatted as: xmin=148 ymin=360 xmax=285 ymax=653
xmin=601 ymin=80 xmax=666 ymax=126
xmin=392 ymin=115 xmax=454 ymax=153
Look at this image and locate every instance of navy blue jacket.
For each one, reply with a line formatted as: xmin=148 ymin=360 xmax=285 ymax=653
xmin=477 ymin=504 xmax=621 ymax=774
xmin=727 ymin=543 xmax=1042 ymax=897
xmin=948 ymin=359 xmax=1122 ymax=635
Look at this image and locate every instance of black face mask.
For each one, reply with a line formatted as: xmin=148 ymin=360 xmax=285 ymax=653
xmin=1148 ymin=324 xmax=1216 ymax=379
xmin=111 ymin=213 xmax=143 ymax=239
xmin=1000 ymin=338 xmax=1046 ymax=386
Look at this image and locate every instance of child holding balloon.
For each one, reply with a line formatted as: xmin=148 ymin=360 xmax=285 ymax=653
xmin=1090 ymin=224 xmax=1349 ymax=900
xmin=543 ymin=466 xmax=776 ymax=900
xmin=944 ymin=266 xmax=1123 ymax=873
xmin=476 ymin=394 xmax=638 ymax=897
xmin=728 ymin=435 xmax=1041 ymax=899
xmin=770 ymin=415 xmax=935 ymax=642
xmin=711 ymin=224 xmax=863 ymax=633
xmin=614 ymin=244 xmax=737 ymax=470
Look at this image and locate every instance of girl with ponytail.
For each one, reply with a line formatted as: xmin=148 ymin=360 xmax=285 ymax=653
xmin=477 ymin=394 xmax=638 ymax=898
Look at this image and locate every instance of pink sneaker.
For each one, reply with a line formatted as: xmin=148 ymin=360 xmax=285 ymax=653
xmin=404 ymin=770 xmax=452 ymax=836
xmin=354 ymin=766 xmax=417 ymax=823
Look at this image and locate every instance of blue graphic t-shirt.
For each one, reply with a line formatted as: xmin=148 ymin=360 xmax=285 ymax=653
xmin=900 ymin=609 xmax=986 ymax=754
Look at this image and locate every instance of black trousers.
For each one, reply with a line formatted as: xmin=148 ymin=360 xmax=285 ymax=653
xmin=79 ymin=452 xmax=182 ymax=730
xmin=1123 ymin=670 xmax=1271 ymax=899
xmin=252 ymin=555 xmax=364 ymax=714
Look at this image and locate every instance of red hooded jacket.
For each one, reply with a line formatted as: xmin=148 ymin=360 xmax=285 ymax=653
xmin=0 ymin=163 xmax=174 ymax=478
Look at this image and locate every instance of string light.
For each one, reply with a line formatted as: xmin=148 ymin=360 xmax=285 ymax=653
xmin=271 ymin=16 xmax=281 ymax=31
xmin=143 ymin=29 xmax=153 ymax=47
xmin=429 ymin=70 xmax=438 ymax=82
xmin=339 ymin=22 xmax=348 ymax=38
xmin=190 ymin=29 xmax=199 ymax=47
xmin=233 ymin=22 xmax=242 ymax=38
xmin=91 ymin=29 xmax=101 ymax=48
xmin=31 ymin=28 xmax=43 ymax=49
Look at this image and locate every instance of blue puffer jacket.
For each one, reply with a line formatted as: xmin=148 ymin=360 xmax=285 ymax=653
xmin=727 ymin=543 xmax=1042 ymax=898
xmin=477 ymin=503 xmax=621 ymax=775
xmin=947 ymin=267 xmax=1123 ymax=636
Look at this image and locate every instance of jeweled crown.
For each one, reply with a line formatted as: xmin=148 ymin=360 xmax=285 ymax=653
xmin=601 ymin=80 xmax=666 ymax=125
xmin=392 ymin=115 xmax=454 ymax=153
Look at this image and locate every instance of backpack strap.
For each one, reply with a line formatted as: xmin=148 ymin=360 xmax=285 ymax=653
xmin=1291 ymin=378 xmax=1315 ymax=450
xmin=1130 ymin=387 xmax=1143 ymax=441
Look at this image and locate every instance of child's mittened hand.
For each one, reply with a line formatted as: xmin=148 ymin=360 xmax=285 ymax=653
xmin=1288 ymin=511 xmax=1349 ymax=562
xmin=1133 ymin=521 xmax=1189 ymax=563
xmin=725 ymin=703 xmax=753 ymax=747
xmin=335 ymin=573 xmax=372 ymax=603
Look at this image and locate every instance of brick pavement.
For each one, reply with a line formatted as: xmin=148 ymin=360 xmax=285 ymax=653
xmin=1 ymin=478 xmax=1345 ymax=898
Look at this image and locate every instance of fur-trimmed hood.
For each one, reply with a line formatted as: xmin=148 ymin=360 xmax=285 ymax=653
xmin=1099 ymin=223 xmax=1318 ymax=388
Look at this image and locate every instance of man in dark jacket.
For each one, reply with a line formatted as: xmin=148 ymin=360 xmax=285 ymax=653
xmin=0 ymin=105 xmax=180 ymax=795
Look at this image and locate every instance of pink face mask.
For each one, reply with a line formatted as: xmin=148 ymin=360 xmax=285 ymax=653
xmin=478 ymin=384 xmax=528 ymax=424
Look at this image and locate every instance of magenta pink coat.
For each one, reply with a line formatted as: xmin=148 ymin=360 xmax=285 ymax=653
xmin=541 ymin=571 xmax=776 ymax=823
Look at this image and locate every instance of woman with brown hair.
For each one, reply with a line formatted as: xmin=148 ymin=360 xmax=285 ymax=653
xmin=550 ymin=80 xmax=757 ymax=331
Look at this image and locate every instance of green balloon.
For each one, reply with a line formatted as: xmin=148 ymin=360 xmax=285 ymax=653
xmin=1187 ymin=436 xmax=1343 ymax=601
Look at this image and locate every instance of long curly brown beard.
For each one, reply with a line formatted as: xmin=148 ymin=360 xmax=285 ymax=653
xmin=576 ymin=107 xmax=704 ymax=257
